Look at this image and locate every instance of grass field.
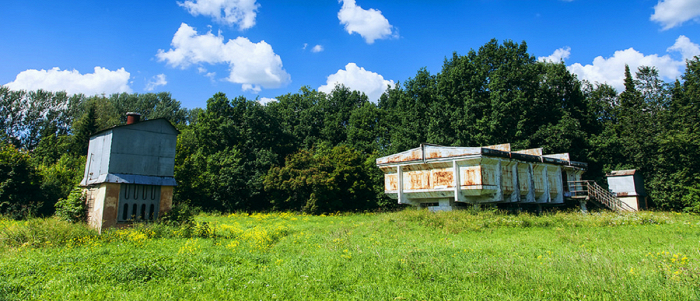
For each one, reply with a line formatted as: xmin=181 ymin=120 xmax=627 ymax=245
xmin=1 ymin=209 xmax=699 ymax=300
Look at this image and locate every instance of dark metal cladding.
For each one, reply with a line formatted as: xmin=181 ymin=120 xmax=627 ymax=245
xmin=511 ymin=152 xmax=541 ymax=163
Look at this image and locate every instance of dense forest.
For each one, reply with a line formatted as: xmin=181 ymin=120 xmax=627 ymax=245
xmin=2 ymin=39 xmax=699 ymax=219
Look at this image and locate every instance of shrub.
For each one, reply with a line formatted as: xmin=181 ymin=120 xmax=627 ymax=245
xmin=0 ymin=142 xmax=44 ymax=219
xmin=0 ymin=217 xmax=97 ymax=248
xmin=160 ymin=202 xmax=197 ymax=226
xmin=54 ymin=187 xmax=87 ymax=223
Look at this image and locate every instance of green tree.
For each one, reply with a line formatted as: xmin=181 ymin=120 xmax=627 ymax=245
xmin=70 ymin=102 xmax=99 ymax=157
xmin=264 ymin=145 xmax=377 ymax=214
xmin=0 ymin=141 xmax=43 ymax=219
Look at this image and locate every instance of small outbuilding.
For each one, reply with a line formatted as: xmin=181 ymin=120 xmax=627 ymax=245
xmin=79 ymin=113 xmax=179 ymax=233
xmin=606 ymin=169 xmax=647 ymax=211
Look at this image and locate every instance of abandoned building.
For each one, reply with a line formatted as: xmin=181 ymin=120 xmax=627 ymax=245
xmin=376 ymin=143 xmax=637 ymax=212
xmin=79 ymin=113 xmax=179 ymax=233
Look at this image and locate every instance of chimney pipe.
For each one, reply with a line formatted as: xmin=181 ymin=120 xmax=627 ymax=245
xmin=126 ymin=112 xmax=141 ymax=125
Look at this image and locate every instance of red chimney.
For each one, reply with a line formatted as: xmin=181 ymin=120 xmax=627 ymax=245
xmin=126 ymin=112 xmax=141 ymax=125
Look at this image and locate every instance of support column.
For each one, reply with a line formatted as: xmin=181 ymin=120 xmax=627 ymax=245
xmin=453 ymin=160 xmax=466 ymax=203
xmin=397 ymin=165 xmax=407 ymax=205
xmin=537 ymin=165 xmax=550 ymax=203
xmin=526 ymin=163 xmax=536 ymax=203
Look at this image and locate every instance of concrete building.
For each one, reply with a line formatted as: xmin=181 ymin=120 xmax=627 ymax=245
xmin=606 ymin=170 xmax=647 ymax=211
xmin=376 ymin=143 xmax=587 ymax=211
xmin=79 ymin=113 xmax=179 ymax=233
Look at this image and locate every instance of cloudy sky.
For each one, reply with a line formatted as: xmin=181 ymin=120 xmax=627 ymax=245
xmin=2 ymin=0 xmax=700 ymax=108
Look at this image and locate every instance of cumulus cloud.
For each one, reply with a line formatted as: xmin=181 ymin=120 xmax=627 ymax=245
xmin=258 ymin=97 xmax=277 ymax=105
xmin=5 ymin=67 xmax=131 ymax=95
xmin=145 ymin=74 xmax=167 ymax=91
xmin=178 ymin=0 xmax=259 ymax=29
xmin=651 ymin=0 xmax=700 ymax=30
xmin=667 ymin=35 xmax=700 ymax=60
xmin=538 ymin=47 xmax=571 ymax=63
xmin=564 ymin=35 xmax=699 ymax=91
xmin=318 ymin=63 xmax=394 ymax=103
xmin=338 ymin=0 xmax=396 ymax=44
xmin=156 ymin=23 xmax=290 ymax=92
xmin=312 ymin=45 xmax=324 ymax=53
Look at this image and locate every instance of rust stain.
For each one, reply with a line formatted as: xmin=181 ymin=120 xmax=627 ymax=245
xmin=382 ymin=149 xmax=422 ymax=164
xmin=386 ymin=174 xmax=398 ymax=191
xmin=502 ymin=168 xmax=514 ymax=192
xmin=463 ymin=166 xmax=481 ymax=186
xmin=607 ymin=169 xmax=637 ymax=177
xmin=514 ymin=148 xmax=543 ymax=156
xmin=406 ymin=171 xmax=431 ymax=190
xmin=518 ymin=167 xmax=530 ymax=192
xmin=484 ymin=143 xmax=511 ymax=152
xmin=433 ymin=170 xmax=454 ymax=187
xmin=427 ymin=151 xmax=441 ymax=159
xmin=543 ymin=153 xmax=570 ymax=161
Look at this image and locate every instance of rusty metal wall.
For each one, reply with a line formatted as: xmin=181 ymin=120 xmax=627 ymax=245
xmin=377 ymin=144 xmax=587 ymax=208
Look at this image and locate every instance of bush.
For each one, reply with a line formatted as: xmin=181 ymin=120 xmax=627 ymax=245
xmin=37 ymin=154 xmax=85 ymax=216
xmin=159 ymin=202 xmax=197 ymax=226
xmin=54 ymin=187 xmax=87 ymax=223
xmin=0 ymin=142 xmax=44 ymax=219
xmin=0 ymin=217 xmax=97 ymax=248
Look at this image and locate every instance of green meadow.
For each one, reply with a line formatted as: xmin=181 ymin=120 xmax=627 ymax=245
xmin=1 ymin=210 xmax=699 ymax=300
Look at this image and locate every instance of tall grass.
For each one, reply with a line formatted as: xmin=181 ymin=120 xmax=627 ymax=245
xmin=1 ymin=210 xmax=699 ymax=300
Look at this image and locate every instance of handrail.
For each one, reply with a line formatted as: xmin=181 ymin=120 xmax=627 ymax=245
xmin=567 ymin=180 xmax=637 ymax=212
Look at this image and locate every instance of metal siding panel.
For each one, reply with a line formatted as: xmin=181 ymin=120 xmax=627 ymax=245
xmin=385 ymin=174 xmax=398 ymax=191
xmin=607 ymin=176 xmax=637 ymax=195
xmin=501 ymin=162 xmax=514 ymax=194
xmin=483 ymin=143 xmax=511 ymax=152
xmin=431 ymin=167 xmax=454 ymax=188
xmin=543 ymin=153 xmax=570 ymax=161
xmin=514 ymin=148 xmax=543 ymax=156
xmin=517 ymin=163 xmax=530 ymax=195
xmin=462 ymin=166 xmax=481 ymax=186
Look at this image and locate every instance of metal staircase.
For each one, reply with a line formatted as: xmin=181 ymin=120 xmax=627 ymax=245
xmin=568 ymin=180 xmax=637 ymax=212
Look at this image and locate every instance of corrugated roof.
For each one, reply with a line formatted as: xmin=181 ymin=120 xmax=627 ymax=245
xmin=607 ymin=169 xmax=637 ymax=177
xmin=91 ymin=118 xmax=180 ymax=137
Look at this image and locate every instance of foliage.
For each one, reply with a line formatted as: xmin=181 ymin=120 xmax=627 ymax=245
xmin=0 ymin=142 xmax=43 ymax=219
xmin=158 ymin=202 xmax=197 ymax=227
xmin=37 ymin=154 xmax=85 ymax=214
xmin=264 ymin=145 xmax=377 ymax=214
xmin=2 ymin=41 xmax=700 ymax=214
xmin=54 ymin=187 xmax=87 ymax=223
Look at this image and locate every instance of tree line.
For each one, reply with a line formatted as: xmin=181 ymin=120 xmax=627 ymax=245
xmin=1 ymin=39 xmax=699 ymax=219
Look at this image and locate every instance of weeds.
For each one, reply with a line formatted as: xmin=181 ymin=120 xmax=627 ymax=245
xmin=1 ymin=210 xmax=698 ymax=300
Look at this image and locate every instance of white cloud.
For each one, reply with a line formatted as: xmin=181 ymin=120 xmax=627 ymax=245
xmin=318 ymin=63 xmax=394 ymax=103
xmin=538 ymin=47 xmax=571 ymax=63
xmin=178 ymin=0 xmax=259 ymax=29
xmin=145 ymin=74 xmax=167 ymax=91
xmin=565 ymin=35 xmax=699 ymax=91
xmin=197 ymin=67 xmax=217 ymax=80
xmin=312 ymin=45 xmax=324 ymax=53
xmin=667 ymin=35 xmax=700 ymax=60
xmin=156 ymin=23 xmax=291 ymax=92
xmin=338 ymin=0 xmax=396 ymax=44
xmin=651 ymin=0 xmax=700 ymax=30
xmin=5 ymin=67 xmax=131 ymax=95
xmin=258 ymin=97 xmax=277 ymax=105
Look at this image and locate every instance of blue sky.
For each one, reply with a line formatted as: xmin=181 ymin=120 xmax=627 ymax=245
xmin=2 ymin=0 xmax=700 ymax=109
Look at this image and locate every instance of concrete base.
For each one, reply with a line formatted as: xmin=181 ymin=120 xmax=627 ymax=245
xmin=85 ymin=183 xmax=120 ymax=234
xmin=84 ymin=183 xmax=174 ymax=234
